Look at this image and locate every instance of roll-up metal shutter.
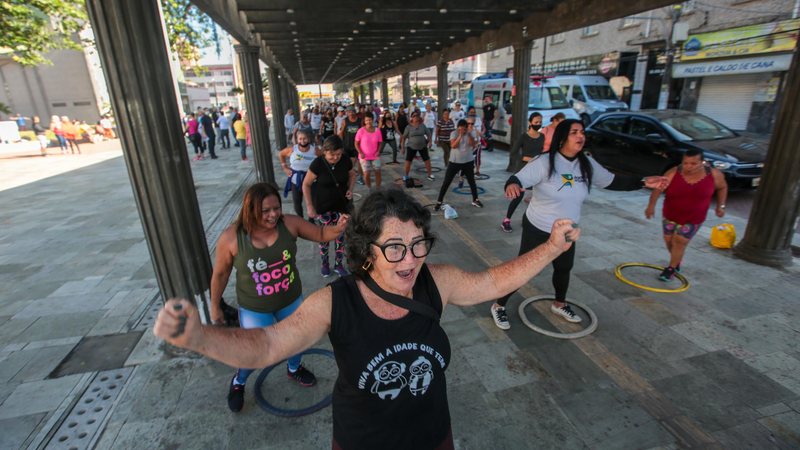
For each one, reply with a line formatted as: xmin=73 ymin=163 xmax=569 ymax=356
xmin=696 ymin=73 xmax=764 ymax=130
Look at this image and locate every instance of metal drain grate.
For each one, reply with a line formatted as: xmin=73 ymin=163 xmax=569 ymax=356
xmin=45 ymin=367 xmax=134 ymax=450
xmin=132 ymin=297 xmax=162 ymax=331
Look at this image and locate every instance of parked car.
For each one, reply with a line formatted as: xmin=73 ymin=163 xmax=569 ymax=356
xmin=585 ymin=110 xmax=767 ymax=189
xmin=554 ymin=75 xmax=629 ymax=125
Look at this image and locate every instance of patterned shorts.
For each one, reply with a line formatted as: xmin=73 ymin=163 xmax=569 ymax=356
xmin=662 ymin=219 xmax=701 ymax=240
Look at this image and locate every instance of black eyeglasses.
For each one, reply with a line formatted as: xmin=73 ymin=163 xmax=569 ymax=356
xmin=371 ymin=237 xmax=435 ymax=263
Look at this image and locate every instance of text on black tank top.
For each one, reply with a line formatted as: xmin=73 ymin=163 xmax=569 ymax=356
xmin=328 ymin=264 xmax=452 ymax=449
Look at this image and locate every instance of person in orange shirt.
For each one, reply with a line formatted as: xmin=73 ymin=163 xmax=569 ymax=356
xmin=61 ymin=116 xmax=81 ymax=154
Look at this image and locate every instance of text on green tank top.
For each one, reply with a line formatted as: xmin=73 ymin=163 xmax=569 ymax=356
xmin=234 ymin=220 xmax=303 ymax=313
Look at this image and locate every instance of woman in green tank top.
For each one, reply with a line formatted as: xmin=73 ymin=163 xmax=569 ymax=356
xmin=209 ymin=183 xmax=349 ymax=412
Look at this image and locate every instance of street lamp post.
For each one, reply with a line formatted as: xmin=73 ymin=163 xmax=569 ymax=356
xmin=658 ymin=4 xmax=683 ymax=110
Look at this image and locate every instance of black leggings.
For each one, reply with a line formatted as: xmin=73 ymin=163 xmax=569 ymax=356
xmin=291 ymin=184 xmax=304 ymax=217
xmin=497 ymin=215 xmax=576 ymax=306
xmin=437 ymin=161 xmax=478 ymax=202
xmin=504 ymin=187 xmax=531 ymax=219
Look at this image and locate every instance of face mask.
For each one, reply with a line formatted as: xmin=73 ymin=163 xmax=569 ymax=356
xmin=530 ymin=124 xmax=541 ymax=131
xmin=299 ymin=141 xmax=310 ymax=148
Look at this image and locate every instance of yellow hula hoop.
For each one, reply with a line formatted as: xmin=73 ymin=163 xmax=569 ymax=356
xmin=614 ymin=262 xmax=690 ymax=293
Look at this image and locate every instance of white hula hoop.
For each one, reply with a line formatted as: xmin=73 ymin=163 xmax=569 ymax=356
xmin=517 ymin=295 xmax=598 ymax=339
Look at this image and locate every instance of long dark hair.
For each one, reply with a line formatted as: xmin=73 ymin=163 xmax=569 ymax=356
xmin=548 ymin=119 xmax=593 ymax=191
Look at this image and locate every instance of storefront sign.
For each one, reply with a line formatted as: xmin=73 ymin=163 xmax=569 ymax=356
xmin=681 ymin=18 xmax=799 ymax=61
xmin=672 ymin=53 xmax=793 ymax=78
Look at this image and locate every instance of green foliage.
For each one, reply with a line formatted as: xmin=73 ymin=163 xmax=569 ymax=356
xmin=230 ymin=86 xmax=244 ymax=95
xmin=0 ymin=102 xmax=11 ymax=115
xmin=412 ymin=84 xmax=424 ymax=98
xmin=0 ymin=0 xmax=86 ymax=66
xmin=161 ymin=0 xmax=214 ymax=68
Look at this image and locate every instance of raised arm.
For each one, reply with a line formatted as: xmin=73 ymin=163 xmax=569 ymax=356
xmin=154 ymin=287 xmax=332 ymax=369
xmin=431 ymin=219 xmax=579 ymax=306
xmin=283 ymin=213 xmax=350 ymax=243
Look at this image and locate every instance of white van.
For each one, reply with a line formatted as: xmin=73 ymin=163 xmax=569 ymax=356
xmin=468 ymin=74 xmax=579 ymax=145
xmin=553 ymin=75 xmax=629 ymax=125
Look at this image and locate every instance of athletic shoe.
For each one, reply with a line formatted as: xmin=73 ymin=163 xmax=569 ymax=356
xmin=356 ymin=176 xmax=365 ymax=185
xmin=404 ymin=177 xmax=415 ymax=188
xmin=426 ymin=175 xmax=435 ymax=181
xmin=675 ymin=264 xmax=681 ymax=273
xmin=434 ymin=202 xmax=443 ymax=211
xmin=458 ymin=176 xmax=464 ymax=189
xmin=287 ymin=365 xmax=317 ymax=387
xmin=193 ymin=154 xmax=203 ymax=161
xmin=490 ymin=304 xmax=510 ymax=330
xmin=501 ymin=219 xmax=512 ymax=233
xmin=334 ymin=264 xmax=348 ymax=277
xmin=227 ymin=379 xmax=245 ymax=412
xmin=550 ymin=304 xmax=582 ymax=323
xmin=659 ymin=266 xmax=675 ymax=282
xmin=472 ymin=199 xmax=484 ymax=208
xmin=321 ymin=261 xmax=331 ymax=278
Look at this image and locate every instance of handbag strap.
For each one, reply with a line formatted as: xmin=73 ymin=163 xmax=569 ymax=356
xmin=357 ymin=273 xmax=440 ymax=322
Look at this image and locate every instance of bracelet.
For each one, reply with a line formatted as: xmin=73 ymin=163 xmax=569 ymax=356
xmin=718 ymin=204 xmax=726 ymax=209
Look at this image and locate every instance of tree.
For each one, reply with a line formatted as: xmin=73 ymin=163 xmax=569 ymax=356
xmin=0 ymin=0 xmax=86 ymax=66
xmin=160 ymin=0 xmax=215 ymax=69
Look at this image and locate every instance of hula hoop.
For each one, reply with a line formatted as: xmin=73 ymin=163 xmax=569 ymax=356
xmin=518 ymin=296 xmax=598 ymax=339
xmin=614 ymin=262 xmax=690 ymax=293
xmin=415 ymin=166 xmax=443 ymax=173
xmin=254 ymin=348 xmax=334 ymax=417
xmin=351 ymin=192 xmax=362 ymax=202
xmin=474 ymin=173 xmax=490 ymax=180
xmin=451 ymin=186 xmax=486 ymax=195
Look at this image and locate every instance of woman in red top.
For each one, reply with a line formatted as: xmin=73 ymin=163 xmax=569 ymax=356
xmin=645 ymin=149 xmax=728 ymax=281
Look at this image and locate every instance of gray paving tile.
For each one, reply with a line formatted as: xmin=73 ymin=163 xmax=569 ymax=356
xmin=687 ymin=350 xmax=798 ymax=409
xmin=757 ymin=411 xmax=800 ymax=449
xmin=11 ymin=344 xmax=76 ymax=382
xmin=712 ymin=421 xmax=796 ymax=450
xmin=652 ymin=372 xmax=760 ymax=431
xmin=7 ymin=312 xmax=105 ymax=344
xmin=100 ymin=418 xmax=166 ymax=450
xmin=0 ymin=374 xmax=83 ymax=420
xmin=0 ymin=413 xmax=46 ymax=450
xmin=460 ymin=341 xmax=539 ymax=393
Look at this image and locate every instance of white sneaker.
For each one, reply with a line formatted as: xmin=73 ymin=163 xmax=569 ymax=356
xmin=490 ymin=304 xmax=510 ymax=330
xmin=550 ymin=304 xmax=582 ymax=323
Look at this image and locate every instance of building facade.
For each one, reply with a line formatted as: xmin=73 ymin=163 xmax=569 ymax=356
xmin=455 ymin=0 xmax=797 ymax=132
xmin=182 ymin=64 xmax=241 ymax=110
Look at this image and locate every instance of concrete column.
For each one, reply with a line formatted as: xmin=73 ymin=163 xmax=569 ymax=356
xmin=508 ymin=40 xmax=533 ymax=172
xmin=291 ymin=85 xmax=301 ymax=113
xmin=734 ymin=50 xmax=800 ymax=267
xmin=381 ymin=78 xmax=389 ymax=107
xmin=368 ymin=81 xmax=375 ymax=104
xmin=85 ymin=0 xmax=212 ymax=321
xmin=357 ymin=85 xmax=364 ymax=104
xmin=235 ymin=45 xmax=276 ymax=184
xmin=268 ymin=67 xmax=286 ymax=149
xmin=402 ymin=73 xmax=411 ymax=105
xmin=437 ymin=62 xmax=448 ymax=113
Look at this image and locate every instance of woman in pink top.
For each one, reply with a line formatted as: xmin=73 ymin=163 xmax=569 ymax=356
xmin=184 ymin=113 xmax=203 ymax=159
xmin=354 ymin=115 xmax=383 ymax=188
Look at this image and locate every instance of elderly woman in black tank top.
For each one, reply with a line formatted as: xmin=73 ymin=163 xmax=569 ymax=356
xmin=155 ymin=188 xmax=580 ymax=449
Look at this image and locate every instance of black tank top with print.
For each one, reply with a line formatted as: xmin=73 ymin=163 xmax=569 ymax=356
xmin=328 ymin=264 xmax=452 ymax=449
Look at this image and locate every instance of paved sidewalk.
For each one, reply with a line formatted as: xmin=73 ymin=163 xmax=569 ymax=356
xmin=0 ymin=137 xmax=799 ymax=449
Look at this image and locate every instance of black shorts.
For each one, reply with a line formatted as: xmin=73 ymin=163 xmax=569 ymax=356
xmin=405 ymin=147 xmax=430 ymax=162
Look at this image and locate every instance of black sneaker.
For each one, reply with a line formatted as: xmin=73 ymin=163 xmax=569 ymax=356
xmin=405 ymin=177 xmax=415 ymax=188
xmin=659 ymin=266 xmax=675 ymax=282
xmin=287 ymin=365 xmax=317 ymax=387
xmin=434 ymin=202 xmax=443 ymax=211
xmin=227 ymin=379 xmax=245 ymax=412
xmin=472 ymin=199 xmax=484 ymax=208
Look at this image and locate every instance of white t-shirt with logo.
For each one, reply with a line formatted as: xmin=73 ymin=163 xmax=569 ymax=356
xmin=310 ymin=113 xmax=322 ymax=129
xmin=515 ymin=153 xmax=615 ymax=233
